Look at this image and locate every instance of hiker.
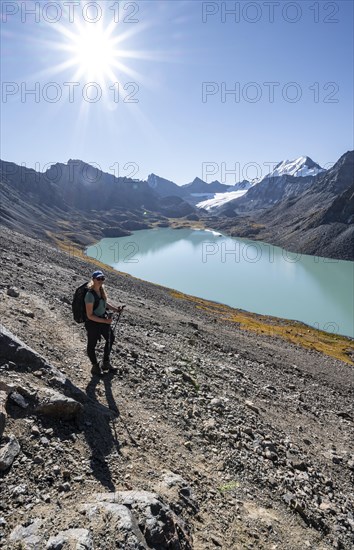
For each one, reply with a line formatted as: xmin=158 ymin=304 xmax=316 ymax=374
xmin=85 ymin=270 xmax=124 ymax=375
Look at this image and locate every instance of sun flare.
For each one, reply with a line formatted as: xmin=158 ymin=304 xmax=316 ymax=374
xmin=68 ymin=24 xmax=119 ymax=82
xmin=47 ymin=12 xmax=146 ymax=90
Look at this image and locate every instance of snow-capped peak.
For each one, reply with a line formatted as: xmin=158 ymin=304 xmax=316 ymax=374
xmin=264 ymin=156 xmax=325 ymax=179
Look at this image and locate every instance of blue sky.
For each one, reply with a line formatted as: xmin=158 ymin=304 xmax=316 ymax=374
xmin=1 ymin=0 xmax=353 ymax=184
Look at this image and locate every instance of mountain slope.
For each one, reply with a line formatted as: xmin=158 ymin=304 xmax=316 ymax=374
xmin=209 ymin=151 xmax=354 ymax=260
xmin=217 ymin=173 xmax=317 ymax=214
xmin=147 ymin=173 xmax=184 ymax=198
xmin=1 ymin=226 xmax=354 ymax=549
xmin=255 ymin=151 xmax=354 ymax=258
xmin=0 ymin=160 xmax=196 ymax=241
xmin=214 ymin=157 xmax=325 ymax=215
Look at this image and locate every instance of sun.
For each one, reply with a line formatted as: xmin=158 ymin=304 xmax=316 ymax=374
xmin=47 ymin=13 xmax=145 ymax=90
xmin=67 ymin=23 xmax=120 ymax=83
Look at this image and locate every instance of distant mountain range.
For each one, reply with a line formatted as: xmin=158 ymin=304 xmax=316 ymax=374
xmin=147 ymin=174 xmax=231 ymax=204
xmin=211 ymin=151 xmax=354 ymax=260
xmin=0 ymin=159 xmax=194 ymax=244
xmin=148 ymin=156 xmax=327 ymax=212
xmin=0 ymin=152 xmax=353 ymax=260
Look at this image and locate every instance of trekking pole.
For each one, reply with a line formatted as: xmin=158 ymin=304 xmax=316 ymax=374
xmin=106 ymin=306 xmax=125 ymax=365
xmin=112 ymin=305 xmax=125 ymax=333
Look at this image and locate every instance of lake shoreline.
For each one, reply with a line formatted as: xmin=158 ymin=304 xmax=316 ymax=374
xmin=85 ymin=227 xmax=354 ymax=342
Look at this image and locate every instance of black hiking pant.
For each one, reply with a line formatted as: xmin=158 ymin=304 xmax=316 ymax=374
xmin=85 ymin=320 xmax=115 ymax=365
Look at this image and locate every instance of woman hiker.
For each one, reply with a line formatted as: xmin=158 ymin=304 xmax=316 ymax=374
xmin=85 ymin=270 xmax=124 ymax=375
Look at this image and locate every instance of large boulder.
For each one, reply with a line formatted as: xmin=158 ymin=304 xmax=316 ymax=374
xmin=9 ymin=518 xmax=42 ymax=548
xmin=46 ymin=528 xmax=92 ymax=549
xmin=0 ymin=434 xmax=20 ymax=471
xmin=0 ymin=324 xmax=87 ymax=404
xmin=0 ymin=324 xmax=46 ymax=370
xmin=35 ymin=387 xmax=83 ymax=420
xmin=82 ymin=491 xmax=193 ymax=549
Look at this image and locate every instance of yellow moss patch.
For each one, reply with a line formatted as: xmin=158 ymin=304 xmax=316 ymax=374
xmin=45 ymin=231 xmax=127 ymax=276
xmin=170 ymin=291 xmax=354 ymax=366
xmin=167 ymin=219 xmax=206 ymax=230
xmin=250 ymin=223 xmax=265 ymax=229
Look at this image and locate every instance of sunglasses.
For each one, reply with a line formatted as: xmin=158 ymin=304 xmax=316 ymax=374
xmin=95 ymin=277 xmax=105 ymax=281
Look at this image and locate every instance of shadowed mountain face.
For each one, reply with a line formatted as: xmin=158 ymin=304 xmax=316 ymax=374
xmin=147 ymin=173 xmax=185 ymax=198
xmin=0 ymin=160 xmax=158 ymax=211
xmin=181 ymin=177 xmax=229 ymax=194
xmin=0 ymin=160 xmax=197 ymax=239
xmin=217 ymin=152 xmax=353 ymax=218
xmin=148 ymin=174 xmax=231 ymax=201
xmin=220 ymin=173 xmax=317 ymax=213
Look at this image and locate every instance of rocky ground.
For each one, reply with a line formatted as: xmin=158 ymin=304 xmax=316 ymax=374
xmin=0 ymin=227 xmax=353 ymax=549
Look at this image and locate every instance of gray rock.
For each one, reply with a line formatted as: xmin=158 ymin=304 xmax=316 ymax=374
xmin=46 ymin=528 xmax=92 ymax=550
xmin=10 ymin=391 xmax=29 ymax=409
xmin=160 ymin=472 xmax=187 ymax=489
xmin=35 ymin=388 xmax=83 ymax=420
xmin=46 ymin=536 xmax=65 ymax=550
xmin=203 ymin=418 xmax=216 ymax=431
xmin=245 ymin=400 xmax=259 ymax=414
xmin=82 ymin=491 xmax=192 ymax=549
xmin=31 ymin=425 xmax=40 ymax=436
xmin=0 ymin=434 xmax=20 ymax=471
xmin=152 ymin=342 xmax=166 ymax=352
xmin=9 ymin=518 xmax=42 ymax=548
xmin=265 ymin=450 xmax=278 ymax=461
xmin=21 ymin=310 xmax=35 ymax=318
xmin=7 ymin=287 xmax=19 ymax=297
xmin=0 ymin=324 xmax=87 ymax=404
xmin=210 ymin=398 xmax=224 ymax=408
xmin=12 ymin=484 xmax=28 ymax=497
xmin=0 ymin=324 xmax=51 ymax=369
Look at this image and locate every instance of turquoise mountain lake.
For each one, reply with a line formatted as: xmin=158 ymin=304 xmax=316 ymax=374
xmin=86 ymin=228 xmax=354 ymax=339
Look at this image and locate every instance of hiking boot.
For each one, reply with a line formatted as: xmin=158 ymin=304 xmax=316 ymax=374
xmin=102 ymin=361 xmax=117 ymax=373
xmin=91 ymin=363 xmax=102 ymax=376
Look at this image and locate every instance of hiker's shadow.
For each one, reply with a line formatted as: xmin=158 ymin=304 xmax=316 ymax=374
xmin=82 ymin=374 xmax=122 ymax=492
xmin=102 ymin=373 xmax=138 ymax=448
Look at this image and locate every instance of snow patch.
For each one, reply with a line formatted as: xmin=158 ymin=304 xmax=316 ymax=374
xmin=264 ymin=157 xmax=325 ymax=179
xmin=196 ymin=190 xmax=248 ymax=211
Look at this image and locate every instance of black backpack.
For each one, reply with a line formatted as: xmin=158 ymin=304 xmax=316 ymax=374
xmin=72 ymin=282 xmax=100 ymax=323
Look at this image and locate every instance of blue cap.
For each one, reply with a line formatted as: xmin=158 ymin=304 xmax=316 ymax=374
xmin=92 ymin=270 xmax=104 ymax=279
